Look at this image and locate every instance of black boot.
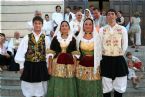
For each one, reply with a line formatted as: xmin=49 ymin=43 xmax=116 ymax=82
xmin=114 ymin=90 xmax=122 ymax=97
xmin=103 ymin=92 xmax=111 ymax=97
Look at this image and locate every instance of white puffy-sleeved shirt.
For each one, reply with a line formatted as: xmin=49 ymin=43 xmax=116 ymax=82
xmin=15 ymin=31 xmax=50 ymax=69
xmin=52 ymin=12 xmax=63 ymax=26
xmin=43 ymin=20 xmax=54 ymax=36
xmin=64 ymin=12 xmax=76 ymax=23
xmin=69 ymin=19 xmax=83 ymax=35
xmin=7 ymin=38 xmax=22 ymax=55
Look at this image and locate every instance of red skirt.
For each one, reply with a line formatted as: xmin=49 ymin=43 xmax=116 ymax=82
xmin=57 ymin=53 xmax=74 ymax=64
xmin=79 ymin=56 xmax=94 ymax=67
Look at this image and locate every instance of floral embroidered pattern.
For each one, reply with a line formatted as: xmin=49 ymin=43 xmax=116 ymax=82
xmin=25 ymin=33 xmax=46 ymax=62
xmin=102 ymin=25 xmax=124 ymax=56
xmin=76 ymin=65 xmax=101 ymax=80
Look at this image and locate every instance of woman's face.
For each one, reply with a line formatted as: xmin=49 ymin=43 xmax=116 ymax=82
xmin=85 ymin=10 xmax=90 ymax=17
xmin=0 ymin=35 xmax=5 ymax=44
xmin=60 ymin=22 xmax=70 ymax=35
xmin=83 ymin=19 xmax=93 ymax=33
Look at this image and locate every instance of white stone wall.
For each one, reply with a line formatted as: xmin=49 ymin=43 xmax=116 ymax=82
xmin=0 ymin=1 xmax=64 ymax=37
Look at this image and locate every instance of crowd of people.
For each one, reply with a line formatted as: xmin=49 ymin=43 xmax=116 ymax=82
xmin=0 ymin=4 xmax=143 ymax=97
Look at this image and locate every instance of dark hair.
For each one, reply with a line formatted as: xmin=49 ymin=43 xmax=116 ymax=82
xmin=118 ymin=11 xmax=123 ymax=14
xmin=93 ymin=8 xmax=100 ymax=12
xmin=0 ymin=33 xmax=5 ymax=37
xmin=84 ymin=18 xmax=94 ymax=25
xmin=78 ymin=6 xmax=82 ymax=10
xmin=56 ymin=5 xmax=61 ymax=10
xmin=83 ymin=18 xmax=94 ymax=32
xmin=32 ymin=16 xmax=43 ymax=25
xmin=134 ymin=12 xmax=140 ymax=17
xmin=60 ymin=21 xmax=70 ymax=30
xmin=66 ymin=6 xmax=71 ymax=10
xmin=45 ymin=14 xmax=49 ymax=17
xmin=126 ymin=52 xmax=132 ymax=57
xmin=89 ymin=4 xmax=94 ymax=8
xmin=106 ymin=9 xmax=117 ymax=16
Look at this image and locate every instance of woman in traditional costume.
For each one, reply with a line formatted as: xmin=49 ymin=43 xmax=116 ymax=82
xmin=47 ymin=21 xmax=79 ymax=97
xmin=76 ymin=18 xmax=103 ymax=97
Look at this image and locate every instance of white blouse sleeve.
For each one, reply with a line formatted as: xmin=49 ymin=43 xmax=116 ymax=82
xmin=15 ymin=35 xmax=28 ymax=69
xmin=122 ymin=26 xmax=128 ymax=54
xmin=95 ymin=32 xmax=102 ymax=63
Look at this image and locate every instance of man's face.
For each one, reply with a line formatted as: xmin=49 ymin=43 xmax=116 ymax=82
xmin=45 ymin=16 xmax=49 ymax=21
xmin=106 ymin=11 xmax=117 ymax=23
xmin=35 ymin=12 xmax=42 ymax=17
xmin=76 ymin=12 xmax=82 ymax=21
xmin=33 ymin=20 xmax=43 ymax=32
xmin=93 ymin=10 xmax=100 ymax=18
xmin=65 ymin=8 xmax=70 ymax=13
xmin=14 ymin=32 xmax=20 ymax=39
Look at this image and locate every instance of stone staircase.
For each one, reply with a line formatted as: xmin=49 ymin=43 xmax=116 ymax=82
xmin=124 ymin=46 xmax=145 ymax=97
xmin=0 ymin=71 xmax=145 ymax=97
xmin=0 ymin=71 xmax=23 ymax=97
xmin=0 ymin=46 xmax=145 ymax=97
xmin=124 ymin=72 xmax=145 ymax=97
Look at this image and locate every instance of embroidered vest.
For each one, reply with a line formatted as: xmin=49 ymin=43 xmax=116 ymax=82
xmin=25 ymin=33 xmax=46 ymax=62
xmin=80 ymin=41 xmax=94 ymax=56
xmin=102 ymin=25 xmax=124 ymax=56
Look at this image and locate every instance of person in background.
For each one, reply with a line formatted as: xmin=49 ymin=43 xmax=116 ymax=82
xmin=83 ymin=9 xmax=93 ymax=20
xmin=126 ymin=52 xmax=144 ymax=71
xmin=101 ymin=10 xmax=106 ymax=16
xmin=127 ymin=57 xmax=143 ymax=89
xmin=116 ymin=11 xmax=125 ymax=26
xmin=93 ymin=8 xmax=107 ymax=29
xmin=0 ymin=33 xmax=10 ymax=72
xmin=64 ymin=6 xmax=76 ymax=23
xmin=69 ymin=11 xmax=83 ymax=37
xmin=89 ymin=4 xmax=95 ymax=15
xmin=8 ymin=31 xmax=21 ymax=71
xmin=52 ymin=5 xmax=63 ymax=33
xmin=128 ymin=12 xmax=141 ymax=51
xmin=43 ymin=14 xmax=54 ymax=40
xmin=15 ymin=16 xmax=50 ymax=97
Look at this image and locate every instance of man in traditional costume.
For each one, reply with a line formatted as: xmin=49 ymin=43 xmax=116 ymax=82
xmin=99 ymin=9 xmax=128 ymax=97
xmin=15 ymin=16 xmax=50 ymax=97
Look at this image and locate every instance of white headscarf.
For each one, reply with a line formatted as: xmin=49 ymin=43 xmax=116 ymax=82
xmin=84 ymin=9 xmax=93 ymax=20
xmin=77 ymin=18 xmax=102 ymax=74
xmin=53 ymin=21 xmax=75 ymax=43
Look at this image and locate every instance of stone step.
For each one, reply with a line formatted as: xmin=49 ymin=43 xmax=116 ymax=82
xmin=0 ymin=71 xmax=20 ymax=77
xmin=0 ymin=76 xmax=20 ymax=86
xmin=0 ymin=85 xmax=24 ymax=97
xmin=127 ymin=79 xmax=145 ymax=88
xmin=125 ymin=87 xmax=145 ymax=97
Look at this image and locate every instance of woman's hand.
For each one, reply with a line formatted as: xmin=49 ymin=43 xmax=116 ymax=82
xmin=48 ymin=56 xmax=53 ymax=75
